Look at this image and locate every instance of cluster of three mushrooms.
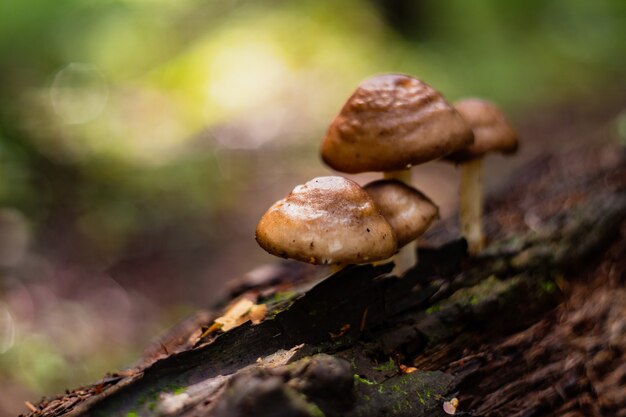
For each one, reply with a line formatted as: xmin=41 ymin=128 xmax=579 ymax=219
xmin=257 ymin=75 xmax=450 ymax=272
xmin=257 ymin=74 xmax=518 ymax=270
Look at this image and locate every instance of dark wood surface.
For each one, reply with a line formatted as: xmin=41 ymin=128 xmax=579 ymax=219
xmin=23 ymin=144 xmax=626 ymax=417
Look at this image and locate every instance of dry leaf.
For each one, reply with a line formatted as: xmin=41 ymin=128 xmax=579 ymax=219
xmin=215 ymin=299 xmax=254 ymax=331
xmin=212 ymin=299 xmax=268 ymax=333
xmin=24 ymin=401 xmax=38 ymax=413
xmin=399 ymin=364 xmax=418 ymax=374
xmin=329 ymin=323 xmax=350 ymax=339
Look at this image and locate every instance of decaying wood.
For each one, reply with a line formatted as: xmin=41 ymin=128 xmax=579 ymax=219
xmin=22 ymin=144 xmax=626 ymax=417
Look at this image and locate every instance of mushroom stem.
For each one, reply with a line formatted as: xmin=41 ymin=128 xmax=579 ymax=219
xmin=459 ymin=158 xmax=485 ymax=254
xmin=383 ymin=169 xmax=417 ymax=273
xmin=392 ymin=244 xmax=418 ymax=276
xmin=383 ymin=170 xmax=412 ymax=183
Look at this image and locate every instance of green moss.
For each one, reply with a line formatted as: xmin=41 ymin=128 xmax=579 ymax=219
xmin=350 ymin=357 xmax=357 ymax=369
xmin=445 ymin=275 xmax=524 ymax=311
xmin=136 ymin=389 xmax=158 ymax=409
xmin=352 ymin=370 xmax=455 ymax=416
xmin=416 ymin=391 xmax=425 ymax=405
xmin=283 ymin=385 xmax=326 ymax=417
xmin=426 ymin=304 xmax=441 ymax=314
xmin=263 ymin=291 xmax=297 ymax=304
xmin=263 ymin=291 xmax=300 ymax=317
xmin=539 ymin=279 xmax=556 ymax=294
xmin=384 ymin=380 xmax=411 ymax=397
xmin=135 ymin=382 xmax=186 ymax=411
xmin=307 ymin=404 xmax=326 ymax=417
xmin=353 ymin=374 xmax=376 ymax=385
xmin=164 ymin=383 xmax=185 ymax=393
xmin=126 ymin=412 xmax=138 ymax=417
xmin=372 ymin=358 xmax=396 ymax=372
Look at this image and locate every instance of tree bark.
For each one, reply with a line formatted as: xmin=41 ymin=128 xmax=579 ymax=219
xmin=23 ymin=144 xmax=626 ymax=417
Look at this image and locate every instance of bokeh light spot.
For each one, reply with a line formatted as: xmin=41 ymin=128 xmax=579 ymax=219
xmin=0 ymin=303 xmax=16 ymax=354
xmin=206 ymin=38 xmax=289 ymax=114
xmin=50 ymin=63 xmax=109 ymax=125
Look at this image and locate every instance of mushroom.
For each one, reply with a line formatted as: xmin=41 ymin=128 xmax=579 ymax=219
xmin=255 ymin=176 xmax=397 ymax=268
xmin=445 ymin=98 xmax=519 ymax=254
xmin=320 ymin=73 xmax=473 ymax=268
xmin=364 ymin=179 xmax=439 ymax=274
xmin=320 ymin=73 xmax=474 ymax=181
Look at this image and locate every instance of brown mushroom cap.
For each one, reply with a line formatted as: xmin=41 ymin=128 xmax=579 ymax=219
xmin=364 ymin=180 xmax=439 ymax=247
xmin=256 ymin=176 xmax=397 ymax=265
xmin=320 ymin=74 xmax=474 ymax=173
xmin=445 ymin=98 xmax=519 ymax=163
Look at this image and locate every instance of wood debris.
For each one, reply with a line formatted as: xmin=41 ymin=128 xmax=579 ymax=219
xmin=443 ymin=398 xmax=459 ymax=415
xmin=329 ymin=323 xmax=350 ymax=339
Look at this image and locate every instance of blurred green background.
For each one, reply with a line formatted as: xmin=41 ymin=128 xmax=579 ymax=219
xmin=0 ymin=0 xmax=625 ymax=414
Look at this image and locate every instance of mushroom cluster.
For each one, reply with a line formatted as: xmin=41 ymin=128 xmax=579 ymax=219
xmin=255 ymin=73 xmax=518 ymax=274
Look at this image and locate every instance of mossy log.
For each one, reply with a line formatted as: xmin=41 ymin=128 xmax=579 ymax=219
xmin=24 ymin=144 xmax=626 ymax=417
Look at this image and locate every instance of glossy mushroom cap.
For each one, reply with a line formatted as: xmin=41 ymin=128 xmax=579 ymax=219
xmin=446 ymin=98 xmax=519 ymax=163
xmin=364 ymin=180 xmax=439 ymax=247
xmin=321 ymin=74 xmax=474 ymax=173
xmin=256 ymin=176 xmax=397 ymax=265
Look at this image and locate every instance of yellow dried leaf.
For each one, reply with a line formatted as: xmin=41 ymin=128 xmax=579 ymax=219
xmin=215 ymin=299 xmax=254 ymax=331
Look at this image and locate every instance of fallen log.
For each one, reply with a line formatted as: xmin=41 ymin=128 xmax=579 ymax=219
xmin=23 ymin=144 xmax=626 ymax=417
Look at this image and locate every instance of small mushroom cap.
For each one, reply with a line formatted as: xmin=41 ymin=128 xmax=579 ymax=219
xmin=256 ymin=176 xmax=397 ymax=265
xmin=364 ymin=180 xmax=439 ymax=247
xmin=446 ymin=98 xmax=519 ymax=163
xmin=321 ymin=74 xmax=474 ymax=173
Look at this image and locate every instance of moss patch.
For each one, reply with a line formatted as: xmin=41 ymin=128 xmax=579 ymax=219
xmin=350 ymin=371 xmax=454 ymax=417
xmin=372 ymin=358 xmax=396 ymax=373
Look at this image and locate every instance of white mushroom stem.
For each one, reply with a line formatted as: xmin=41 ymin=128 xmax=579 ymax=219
xmin=383 ymin=170 xmax=412 ymax=183
xmin=383 ymin=169 xmax=417 ymax=275
xmin=459 ymin=158 xmax=485 ymax=254
xmin=392 ymin=243 xmax=417 ymax=274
